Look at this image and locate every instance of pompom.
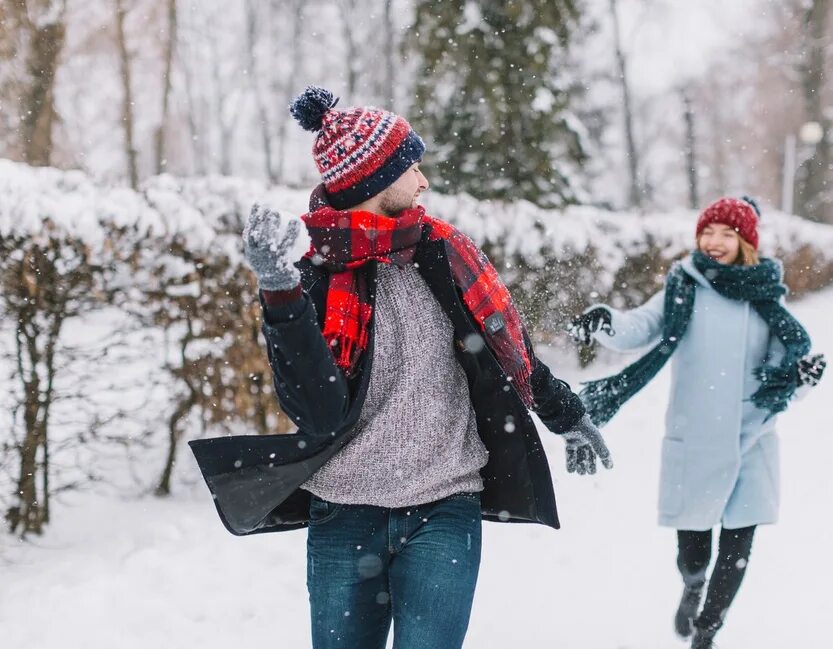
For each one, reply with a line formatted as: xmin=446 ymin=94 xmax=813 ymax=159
xmin=740 ymin=195 xmax=762 ymax=218
xmin=289 ymin=86 xmax=339 ymax=132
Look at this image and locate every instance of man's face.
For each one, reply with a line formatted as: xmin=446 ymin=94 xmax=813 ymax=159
xmin=377 ymin=162 xmax=429 ymax=216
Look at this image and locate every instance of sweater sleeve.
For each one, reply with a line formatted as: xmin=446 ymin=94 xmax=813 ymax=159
xmin=592 ymin=289 xmax=665 ymax=352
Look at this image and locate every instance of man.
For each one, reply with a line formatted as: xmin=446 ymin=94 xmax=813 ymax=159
xmin=190 ymin=85 xmax=612 ymax=649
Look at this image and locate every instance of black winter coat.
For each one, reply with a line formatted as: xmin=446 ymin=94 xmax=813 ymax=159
xmin=189 ymin=235 xmax=585 ymax=536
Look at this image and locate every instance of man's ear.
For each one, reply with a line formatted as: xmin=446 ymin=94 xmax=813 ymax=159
xmin=309 ymin=184 xmax=331 ymax=211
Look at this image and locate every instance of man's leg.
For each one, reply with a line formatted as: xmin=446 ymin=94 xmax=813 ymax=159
xmin=307 ymin=497 xmax=392 ymax=649
xmin=695 ymin=525 xmax=756 ymax=634
xmin=388 ymin=493 xmax=482 ymax=649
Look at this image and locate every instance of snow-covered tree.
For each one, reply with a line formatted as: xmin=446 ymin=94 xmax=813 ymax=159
xmin=407 ymin=0 xmax=590 ymax=207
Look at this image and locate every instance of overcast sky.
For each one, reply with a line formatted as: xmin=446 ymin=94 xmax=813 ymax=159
xmin=613 ymin=0 xmax=764 ymax=94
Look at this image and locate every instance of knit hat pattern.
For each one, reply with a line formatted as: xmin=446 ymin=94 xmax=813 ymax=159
xmin=290 ymin=86 xmax=425 ymax=210
xmin=696 ymin=197 xmax=760 ymax=249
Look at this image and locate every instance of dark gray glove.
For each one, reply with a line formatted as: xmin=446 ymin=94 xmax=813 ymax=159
xmin=797 ymin=353 xmax=826 ymax=387
xmin=242 ymin=203 xmax=301 ymax=290
xmin=568 ymin=307 xmax=614 ymax=345
xmin=561 ymin=414 xmax=614 ymax=475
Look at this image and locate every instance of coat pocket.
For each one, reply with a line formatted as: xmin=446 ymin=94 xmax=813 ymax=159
xmin=658 ymin=438 xmax=685 ymax=517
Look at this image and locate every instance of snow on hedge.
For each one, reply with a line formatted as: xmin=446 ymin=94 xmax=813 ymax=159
xmin=0 ymin=160 xmax=310 ymax=266
xmin=423 ymin=191 xmax=833 ymax=276
xmin=3 ymin=158 xmax=833 ymax=293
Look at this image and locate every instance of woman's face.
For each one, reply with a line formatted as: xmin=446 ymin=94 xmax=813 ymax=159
xmin=698 ymin=223 xmax=740 ymax=264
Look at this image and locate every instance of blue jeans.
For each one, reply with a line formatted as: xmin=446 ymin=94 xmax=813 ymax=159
xmin=306 ymin=492 xmax=483 ymax=649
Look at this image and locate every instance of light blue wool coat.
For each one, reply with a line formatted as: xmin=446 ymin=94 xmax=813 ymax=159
xmin=592 ymin=254 xmax=787 ymax=531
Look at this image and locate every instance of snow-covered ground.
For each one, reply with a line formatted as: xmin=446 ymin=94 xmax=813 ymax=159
xmin=2 ymin=288 xmax=831 ymax=649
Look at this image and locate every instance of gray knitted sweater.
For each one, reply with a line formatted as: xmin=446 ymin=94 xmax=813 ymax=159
xmin=302 ymin=263 xmax=488 ymax=507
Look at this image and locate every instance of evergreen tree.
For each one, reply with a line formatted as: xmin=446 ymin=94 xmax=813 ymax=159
xmin=407 ymin=0 xmax=588 ymax=207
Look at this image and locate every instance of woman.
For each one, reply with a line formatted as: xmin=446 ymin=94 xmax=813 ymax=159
xmin=569 ymin=197 xmax=826 ymax=649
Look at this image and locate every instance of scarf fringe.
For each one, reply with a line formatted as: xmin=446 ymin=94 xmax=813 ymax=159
xmin=751 ymin=365 xmax=798 ymax=416
xmin=488 ymin=329 xmax=534 ymax=408
xmin=580 ymin=343 xmax=670 ymax=426
xmin=328 ymin=334 xmax=354 ymax=372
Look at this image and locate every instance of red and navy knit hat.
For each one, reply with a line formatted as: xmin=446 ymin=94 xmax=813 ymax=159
xmin=290 ymin=86 xmax=425 ymax=210
xmin=695 ymin=196 xmax=761 ymax=249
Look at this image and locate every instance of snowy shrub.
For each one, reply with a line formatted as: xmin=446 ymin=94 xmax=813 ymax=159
xmin=3 ymin=159 xmax=833 ymax=533
xmin=129 ymin=174 xmax=298 ymax=495
xmin=0 ymin=165 xmax=147 ymax=535
xmin=0 ymin=162 xmax=303 ymax=532
xmin=421 ymin=193 xmax=833 ymax=340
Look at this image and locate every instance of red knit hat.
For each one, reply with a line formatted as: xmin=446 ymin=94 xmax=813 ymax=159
xmin=290 ymin=86 xmax=425 ymax=210
xmin=695 ymin=197 xmax=760 ymax=249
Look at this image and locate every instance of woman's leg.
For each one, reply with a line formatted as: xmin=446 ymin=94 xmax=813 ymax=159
xmin=675 ymin=529 xmax=712 ymax=637
xmin=694 ymin=525 xmax=756 ymax=635
xmin=677 ymin=529 xmax=712 ymax=584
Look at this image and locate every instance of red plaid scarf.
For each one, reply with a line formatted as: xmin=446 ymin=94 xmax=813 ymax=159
xmin=301 ymin=206 xmax=534 ymax=407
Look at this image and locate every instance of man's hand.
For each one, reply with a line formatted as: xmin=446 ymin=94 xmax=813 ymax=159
xmin=797 ymin=353 xmax=826 ymax=388
xmin=561 ymin=414 xmax=614 ymax=475
xmin=568 ymin=307 xmax=614 ymax=346
xmin=243 ymin=203 xmax=301 ymax=291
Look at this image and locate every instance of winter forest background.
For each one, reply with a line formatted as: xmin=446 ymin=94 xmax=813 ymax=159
xmin=1 ymin=1 xmax=833 ymax=647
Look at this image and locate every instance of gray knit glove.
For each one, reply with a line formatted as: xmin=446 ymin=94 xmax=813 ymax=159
xmin=562 ymin=414 xmax=614 ymax=475
xmin=242 ymin=203 xmax=301 ymax=290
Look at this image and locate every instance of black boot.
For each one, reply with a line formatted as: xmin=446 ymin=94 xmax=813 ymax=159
xmin=691 ymin=617 xmax=720 ymax=649
xmin=690 ymin=627 xmax=716 ymax=649
xmin=674 ymin=581 xmax=705 ymax=638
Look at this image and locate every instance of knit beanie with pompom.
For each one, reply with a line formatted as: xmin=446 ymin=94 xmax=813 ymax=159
xmin=696 ymin=196 xmax=761 ymax=249
xmin=289 ymin=86 xmax=425 ymax=210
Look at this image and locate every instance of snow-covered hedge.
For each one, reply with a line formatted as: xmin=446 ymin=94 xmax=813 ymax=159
xmin=422 ymin=192 xmax=833 ymax=337
xmin=4 ymin=159 xmax=831 ymax=298
xmin=3 ymin=157 xmax=833 ymax=338
xmin=2 ymin=159 xmax=833 ymax=526
xmin=0 ymin=161 xmax=307 ymax=523
xmin=3 ymin=157 xmax=833 ymax=341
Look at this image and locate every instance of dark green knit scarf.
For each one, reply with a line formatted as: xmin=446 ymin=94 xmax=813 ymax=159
xmin=580 ymin=250 xmax=811 ymax=426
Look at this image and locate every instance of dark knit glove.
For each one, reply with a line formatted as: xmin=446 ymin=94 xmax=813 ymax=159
xmin=568 ymin=307 xmax=614 ymax=345
xmin=797 ymin=353 xmax=826 ymax=387
xmin=561 ymin=414 xmax=614 ymax=475
xmin=243 ymin=203 xmax=301 ymax=291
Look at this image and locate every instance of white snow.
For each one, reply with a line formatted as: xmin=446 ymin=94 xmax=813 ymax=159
xmin=0 ymin=160 xmax=311 ymax=265
xmin=3 ymin=159 xmax=832 ymax=302
xmin=2 ymin=287 xmax=831 ymax=649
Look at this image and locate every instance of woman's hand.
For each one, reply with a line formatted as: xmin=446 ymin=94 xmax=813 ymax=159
xmin=568 ymin=307 xmax=614 ymax=345
xmin=797 ymin=353 xmax=826 ymax=387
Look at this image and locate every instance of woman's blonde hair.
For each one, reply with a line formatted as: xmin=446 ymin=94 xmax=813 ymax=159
xmin=736 ymin=235 xmax=760 ymax=266
xmin=696 ymin=230 xmax=760 ymax=266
